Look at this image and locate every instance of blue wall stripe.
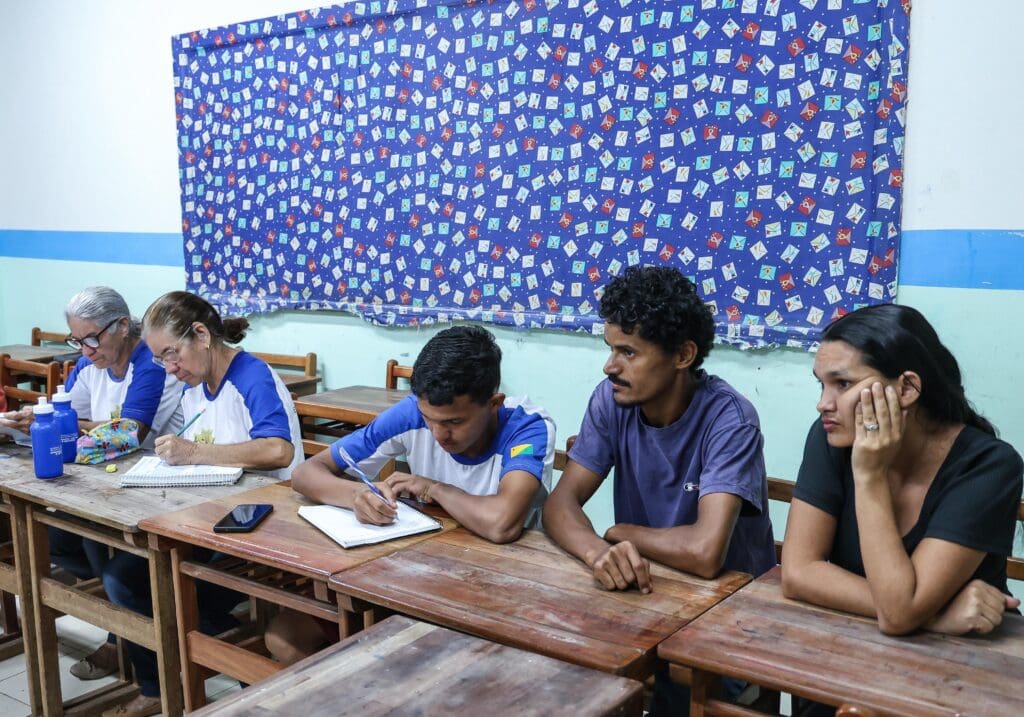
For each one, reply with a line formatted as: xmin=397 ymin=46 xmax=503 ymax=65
xmin=899 ymin=229 xmax=1024 ymax=290
xmin=2 ymin=228 xmax=1023 ymax=289
xmin=0 ymin=229 xmax=183 ymax=267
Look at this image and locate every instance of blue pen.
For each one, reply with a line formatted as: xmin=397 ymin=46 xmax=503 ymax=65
xmin=336 ymin=446 xmax=392 ymax=507
xmin=176 ymin=408 xmax=206 ymax=437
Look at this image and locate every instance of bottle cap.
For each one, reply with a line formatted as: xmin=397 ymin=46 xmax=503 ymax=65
xmin=33 ymin=397 xmax=54 ymax=415
xmin=53 ymin=385 xmax=72 ymax=403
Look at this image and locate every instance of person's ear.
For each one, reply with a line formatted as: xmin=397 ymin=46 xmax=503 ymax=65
xmin=191 ymin=323 xmax=212 ymax=348
xmin=897 ymin=371 xmax=921 ymax=408
xmin=489 ymin=392 xmax=506 ymax=411
xmin=676 ymin=340 xmax=698 ymax=371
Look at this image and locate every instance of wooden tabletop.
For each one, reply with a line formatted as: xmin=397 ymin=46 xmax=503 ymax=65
xmin=192 ymin=614 xmax=644 ymax=716
xmin=294 ymin=385 xmax=410 ymax=424
xmin=0 ymin=450 xmax=278 ymax=533
xmin=0 ymin=344 xmax=78 ymax=363
xmin=658 ymin=567 xmax=1024 ymax=716
xmin=330 ymin=528 xmax=750 ymax=679
xmin=139 ymin=482 xmax=458 ymax=580
xmin=277 ymin=372 xmax=319 ymax=398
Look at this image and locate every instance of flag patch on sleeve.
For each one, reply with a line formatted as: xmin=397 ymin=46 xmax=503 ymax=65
xmin=510 ymin=443 xmax=535 ymax=457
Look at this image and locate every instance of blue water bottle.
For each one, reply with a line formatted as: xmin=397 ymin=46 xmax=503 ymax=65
xmin=51 ymin=384 xmax=79 ymax=463
xmin=30 ymin=397 xmax=63 ymax=479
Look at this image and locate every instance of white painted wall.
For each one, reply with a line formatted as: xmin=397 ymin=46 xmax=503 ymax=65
xmin=1 ymin=2 xmax=1022 ymax=551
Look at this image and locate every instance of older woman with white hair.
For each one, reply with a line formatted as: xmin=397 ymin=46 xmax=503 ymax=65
xmin=1 ymin=286 xmax=182 ymax=682
xmin=2 ymin=286 xmax=182 ymax=443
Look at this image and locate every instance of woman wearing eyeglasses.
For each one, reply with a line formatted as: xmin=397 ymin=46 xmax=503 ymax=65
xmin=0 ymin=286 xmax=182 ymax=444
xmin=97 ymin=290 xmax=302 ymax=717
xmin=0 ymin=286 xmax=183 ymax=687
xmin=142 ymin=290 xmax=303 ymax=478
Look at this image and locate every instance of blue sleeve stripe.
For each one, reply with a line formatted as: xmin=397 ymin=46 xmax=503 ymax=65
xmin=120 ymin=351 xmax=165 ymax=428
xmin=234 ymin=353 xmax=295 ymax=441
xmin=502 ymin=457 xmax=545 ymax=481
xmin=499 ymin=405 xmax=554 ymax=482
xmin=332 ymin=396 xmax=423 ymax=468
xmin=64 ymin=357 xmax=91 ymax=392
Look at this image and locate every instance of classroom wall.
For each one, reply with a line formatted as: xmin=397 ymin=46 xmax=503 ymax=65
xmin=2 ymin=2 xmax=1023 ymax=550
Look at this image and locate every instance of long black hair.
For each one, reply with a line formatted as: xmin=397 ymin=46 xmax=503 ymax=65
xmin=821 ymin=304 xmax=995 ymax=436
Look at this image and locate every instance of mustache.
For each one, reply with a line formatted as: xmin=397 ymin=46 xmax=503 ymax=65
xmin=608 ymin=376 xmax=631 ymax=388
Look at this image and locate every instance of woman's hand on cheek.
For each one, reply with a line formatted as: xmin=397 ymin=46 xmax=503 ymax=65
xmin=851 ymin=382 xmax=905 ymax=480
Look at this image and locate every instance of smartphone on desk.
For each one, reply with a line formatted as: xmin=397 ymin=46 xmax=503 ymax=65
xmin=213 ymin=504 xmax=273 ymax=533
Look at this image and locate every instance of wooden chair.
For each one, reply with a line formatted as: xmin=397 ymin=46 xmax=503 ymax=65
xmin=835 ymin=705 xmax=878 ymax=717
xmin=251 ymin=351 xmax=319 ymax=397
xmin=0 ymin=355 xmax=57 ymax=664
xmin=302 ymin=437 xmax=330 ymax=459
xmin=30 ymin=327 xmax=67 ymax=348
xmin=384 ymin=359 xmax=413 ymax=390
xmin=0 ymin=354 xmax=60 ymax=408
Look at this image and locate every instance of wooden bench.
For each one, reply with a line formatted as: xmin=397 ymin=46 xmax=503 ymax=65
xmin=767 ymin=476 xmax=1024 ymax=580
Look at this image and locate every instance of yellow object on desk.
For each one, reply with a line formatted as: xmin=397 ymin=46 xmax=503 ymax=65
xmin=106 ymin=464 xmax=117 ymax=473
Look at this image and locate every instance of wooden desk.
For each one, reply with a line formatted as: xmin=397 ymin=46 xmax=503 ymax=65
xmin=193 ymin=615 xmax=644 ymax=716
xmin=294 ymin=385 xmax=409 ymax=425
xmin=139 ymin=482 xmax=457 ymax=712
xmin=277 ymin=372 xmax=319 ymax=398
xmin=658 ymin=567 xmax=1024 ymax=717
xmin=0 ymin=343 xmax=78 ymax=363
xmin=0 ymin=450 xmax=277 ymax=717
xmin=330 ymin=528 xmax=750 ymax=680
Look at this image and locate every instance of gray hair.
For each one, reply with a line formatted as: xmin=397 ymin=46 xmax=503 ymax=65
xmin=64 ymin=287 xmax=142 ymax=338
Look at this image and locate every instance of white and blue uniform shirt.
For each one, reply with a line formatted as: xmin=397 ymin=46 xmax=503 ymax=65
xmin=332 ymin=395 xmax=556 ymax=527
xmin=178 ymin=351 xmax=302 ymax=480
xmin=66 ymin=341 xmax=182 ymax=449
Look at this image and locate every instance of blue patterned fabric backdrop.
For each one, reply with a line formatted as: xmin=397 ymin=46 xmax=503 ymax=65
xmin=173 ymin=0 xmax=910 ymax=349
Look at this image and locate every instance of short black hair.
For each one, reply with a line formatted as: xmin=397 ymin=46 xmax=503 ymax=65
xmin=411 ymin=325 xmax=501 ymax=405
xmin=599 ymin=265 xmax=715 ymax=370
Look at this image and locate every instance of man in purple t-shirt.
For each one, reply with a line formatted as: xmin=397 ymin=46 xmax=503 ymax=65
xmin=544 ymin=266 xmax=776 ymax=594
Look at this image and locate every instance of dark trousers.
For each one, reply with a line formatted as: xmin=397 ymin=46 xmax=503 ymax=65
xmin=102 ymin=549 xmax=241 ymax=697
xmin=649 ymin=662 xmax=745 ymax=717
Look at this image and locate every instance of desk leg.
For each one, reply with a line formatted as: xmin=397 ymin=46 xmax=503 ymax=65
xmin=690 ymin=669 xmax=718 ymax=717
xmin=10 ymin=499 xmax=43 ymax=716
xmin=171 ymin=543 xmax=206 ymax=712
xmin=149 ymin=546 xmax=184 ymax=717
xmin=23 ymin=502 xmax=63 ymax=716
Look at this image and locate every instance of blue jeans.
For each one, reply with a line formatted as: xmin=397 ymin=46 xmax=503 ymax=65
xmin=49 ymin=526 xmax=109 ymax=580
xmin=102 ymin=549 xmax=242 ymax=697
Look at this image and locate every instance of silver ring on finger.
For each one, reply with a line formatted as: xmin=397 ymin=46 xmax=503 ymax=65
xmin=864 ymin=422 xmax=880 ymax=432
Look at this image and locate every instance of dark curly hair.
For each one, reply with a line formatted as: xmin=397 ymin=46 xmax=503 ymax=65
xmin=412 ymin=325 xmax=501 ymax=406
xmin=600 ymin=266 xmax=715 ymax=370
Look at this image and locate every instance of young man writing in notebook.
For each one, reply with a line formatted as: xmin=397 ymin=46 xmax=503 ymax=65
xmin=543 ymin=266 xmax=775 ymax=715
xmin=265 ymin=325 xmax=555 ymax=663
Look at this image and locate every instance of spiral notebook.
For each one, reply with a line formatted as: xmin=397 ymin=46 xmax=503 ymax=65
xmin=120 ymin=456 xmax=243 ymax=488
xmin=298 ymin=502 xmax=442 ymax=548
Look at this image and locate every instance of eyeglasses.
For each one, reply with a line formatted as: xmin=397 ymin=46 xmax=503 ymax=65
xmin=151 ymin=327 xmax=194 ymax=368
xmin=66 ymin=318 xmax=121 ymax=350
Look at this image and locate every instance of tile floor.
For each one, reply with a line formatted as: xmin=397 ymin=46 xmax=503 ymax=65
xmin=0 ymin=613 xmax=241 ymax=716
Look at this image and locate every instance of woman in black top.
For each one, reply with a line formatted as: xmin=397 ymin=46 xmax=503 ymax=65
xmin=782 ymin=304 xmax=1022 ymax=635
